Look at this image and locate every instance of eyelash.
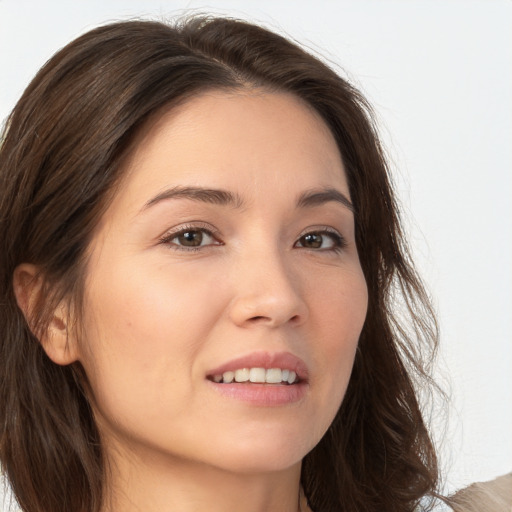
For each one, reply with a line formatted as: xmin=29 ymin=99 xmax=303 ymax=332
xmin=158 ymin=224 xmax=347 ymax=253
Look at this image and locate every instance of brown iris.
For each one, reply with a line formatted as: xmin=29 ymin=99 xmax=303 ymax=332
xmin=299 ymin=233 xmax=323 ymax=249
xmin=178 ymin=230 xmax=204 ymax=247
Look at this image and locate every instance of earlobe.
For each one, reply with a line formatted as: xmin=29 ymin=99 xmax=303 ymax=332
xmin=13 ymin=263 xmax=79 ymax=366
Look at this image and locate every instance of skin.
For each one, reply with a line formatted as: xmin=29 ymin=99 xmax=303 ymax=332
xmin=16 ymin=90 xmax=368 ymax=512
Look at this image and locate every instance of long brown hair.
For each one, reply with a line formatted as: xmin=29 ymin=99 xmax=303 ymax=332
xmin=0 ymin=17 xmax=440 ymax=512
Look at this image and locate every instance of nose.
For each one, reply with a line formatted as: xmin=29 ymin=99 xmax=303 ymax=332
xmin=227 ymin=248 xmax=309 ymax=329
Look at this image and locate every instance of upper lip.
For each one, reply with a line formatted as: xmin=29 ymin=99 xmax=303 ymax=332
xmin=207 ymin=351 xmax=309 ymax=382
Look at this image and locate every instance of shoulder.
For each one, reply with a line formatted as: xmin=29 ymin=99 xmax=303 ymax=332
xmin=446 ymin=472 xmax=512 ymax=512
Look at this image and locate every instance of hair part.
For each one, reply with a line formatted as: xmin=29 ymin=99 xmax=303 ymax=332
xmin=0 ymin=16 xmax=440 ymax=512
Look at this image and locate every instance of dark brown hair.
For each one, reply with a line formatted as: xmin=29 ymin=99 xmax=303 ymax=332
xmin=0 ymin=17 xmax=440 ymax=512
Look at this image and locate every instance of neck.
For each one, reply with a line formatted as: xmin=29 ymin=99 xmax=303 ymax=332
xmin=101 ymin=447 xmax=303 ymax=512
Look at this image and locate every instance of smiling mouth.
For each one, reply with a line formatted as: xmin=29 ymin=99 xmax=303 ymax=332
xmin=208 ymin=367 xmax=299 ymax=385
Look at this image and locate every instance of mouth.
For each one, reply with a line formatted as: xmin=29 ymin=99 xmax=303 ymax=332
xmin=205 ymin=351 xmax=308 ymax=406
xmin=207 ymin=367 xmax=300 ymax=385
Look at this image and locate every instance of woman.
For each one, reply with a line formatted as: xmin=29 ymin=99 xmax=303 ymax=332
xmin=0 ymin=17 xmax=440 ymax=512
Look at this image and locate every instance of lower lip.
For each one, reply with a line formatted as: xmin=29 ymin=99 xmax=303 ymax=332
xmin=207 ymin=381 xmax=308 ymax=406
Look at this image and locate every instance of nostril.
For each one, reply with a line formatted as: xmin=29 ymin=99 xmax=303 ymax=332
xmin=249 ymin=316 xmax=266 ymax=322
xmin=229 ymin=292 xmax=308 ymax=328
xmin=247 ymin=314 xmax=302 ymax=325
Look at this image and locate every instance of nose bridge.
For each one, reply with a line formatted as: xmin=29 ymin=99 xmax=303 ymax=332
xmin=228 ymin=241 xmax=308 ymax=328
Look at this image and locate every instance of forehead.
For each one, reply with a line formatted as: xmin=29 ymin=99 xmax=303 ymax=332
xmin=113 ymin=89 xmax=349 ymax=213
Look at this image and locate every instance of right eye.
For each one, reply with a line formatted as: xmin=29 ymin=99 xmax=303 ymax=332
xmin=159 ymin=225 xmax=222 ymax=252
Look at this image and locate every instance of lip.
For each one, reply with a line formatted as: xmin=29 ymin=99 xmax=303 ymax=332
xmin=206 ymin=351 xmax=309 ymax=407
xmin=206 ymin=351 xmax=309 ymax=381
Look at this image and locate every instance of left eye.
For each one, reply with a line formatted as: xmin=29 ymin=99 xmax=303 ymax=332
xmin=294 ymin=231 xmax=345 ymax=250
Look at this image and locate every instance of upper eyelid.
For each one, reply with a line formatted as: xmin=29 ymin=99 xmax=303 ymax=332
xmin=296 ymin=226 xmax=346 ymax=242
xmin=159 ymin=222 xmax=221 ymax=240
xmin=161 ymin=224 xmax=343 ymax=236
xmin=298 ymin=225 xmax=342 ymax=236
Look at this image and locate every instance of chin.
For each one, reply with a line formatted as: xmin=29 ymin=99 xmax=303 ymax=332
xmin=214 ymin=451 xmax=304 ymax=475
xmin=198 ymin=428 xmax=315 ymax=475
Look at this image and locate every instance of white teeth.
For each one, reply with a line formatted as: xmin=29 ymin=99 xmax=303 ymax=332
xmin=212 ymin=368 xmax=299 ymax=384
xmin=234 ymin=368 xmax=250 ymax=382
xmin=222 ymin=371 xmax=234 ymax=383
xmin=249 ymin=367 xmax=266 ymax=383
xmin=266 ymin=368 xmax=282 ymax=383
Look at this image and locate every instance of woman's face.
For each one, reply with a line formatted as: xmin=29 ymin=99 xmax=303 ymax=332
xmin=77 ymin=90 xmax=368 ymax=473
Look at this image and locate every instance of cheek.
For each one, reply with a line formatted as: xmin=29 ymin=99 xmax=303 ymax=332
xmin=77 ymin=258 xmax=224 ymax=421
xmin=311 ymin=264 xmax=368 ymax=348
xmin=83 ymin=256 xmax=220 ymax=354
xmin=308 ymin=267 xmax=367 ymax=417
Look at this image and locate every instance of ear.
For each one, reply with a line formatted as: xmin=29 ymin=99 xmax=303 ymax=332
xmin=13 ymin=263 xmax=79 ymax=365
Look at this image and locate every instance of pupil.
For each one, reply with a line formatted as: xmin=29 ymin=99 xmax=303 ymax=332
xmin=303 ymin=233 xmax=322 ymax=248
xmin=179 ymin=230 xmax=202 ymax=246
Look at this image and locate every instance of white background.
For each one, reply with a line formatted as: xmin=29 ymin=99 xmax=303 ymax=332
xmin=1 ymin=0 xmax=511 ymax=503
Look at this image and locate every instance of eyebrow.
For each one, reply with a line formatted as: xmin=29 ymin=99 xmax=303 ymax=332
xmin=142 ymin=185 xmax=353 ymax=213
xmin=143 ymin=186 xmax=244 ymax=210
xmin=296 ymin=188 xmax=354 ymax=212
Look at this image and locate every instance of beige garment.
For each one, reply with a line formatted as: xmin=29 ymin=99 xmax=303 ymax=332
xmin=447 ymin=472 xmax=512 ymax=512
